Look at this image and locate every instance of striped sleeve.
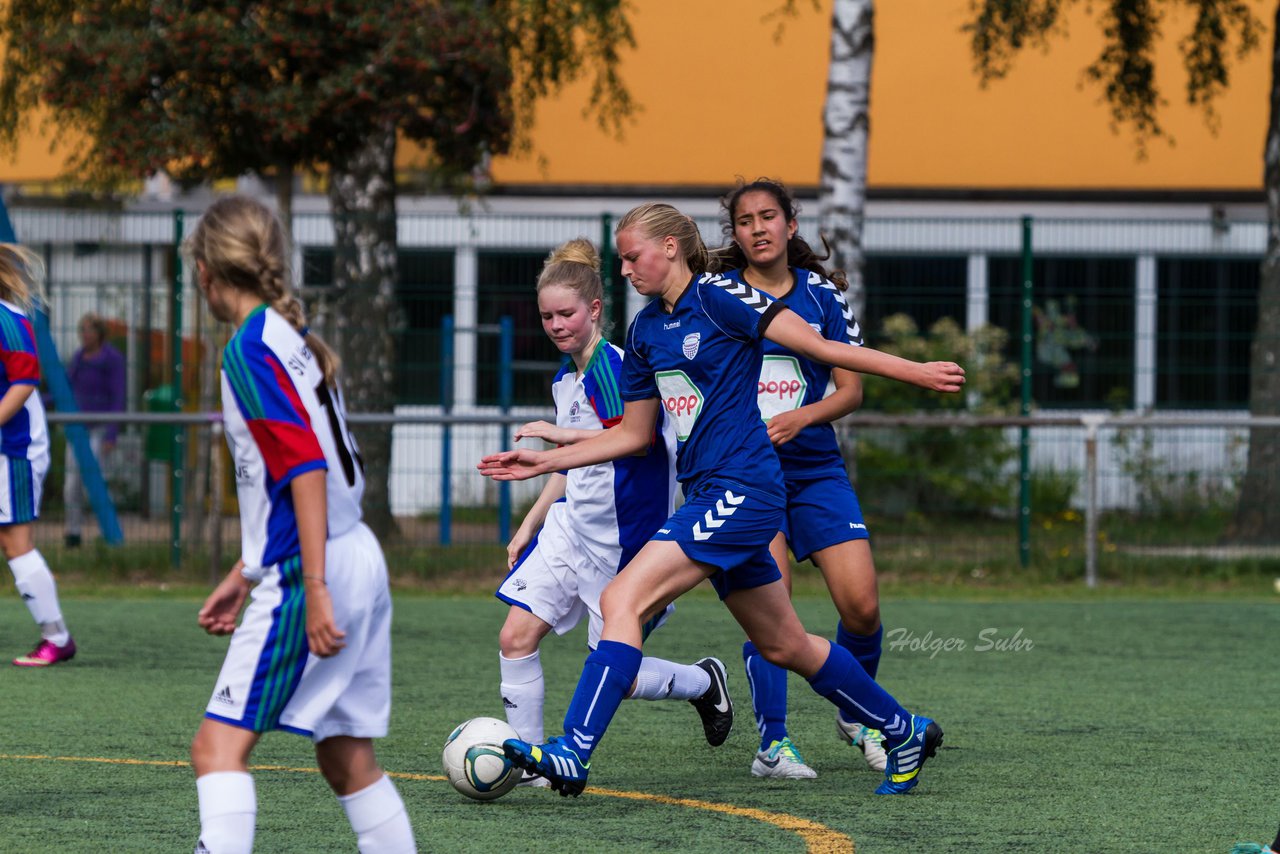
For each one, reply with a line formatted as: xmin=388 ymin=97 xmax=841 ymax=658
xmin=0 ymin=309 xmax=39 ymax=384
xmin=810 ymin=271 xmax=863 ymax=346
xmin=222 ymin=333 xmax=326 ymax=484
xmin=583 ymin=347 xmax=625 ymax=427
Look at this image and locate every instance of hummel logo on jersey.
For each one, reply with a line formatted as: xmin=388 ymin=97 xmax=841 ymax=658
xmin=715 ymin=278 xmax=772 ymax=314
xmin=851 ymin=522 xmax=866 ymax=529
xmin=693 ymin=490 xmax=746 ymax=541
xmin=20 ymin=592 xmax=34 ymax=601
xmin=503 ymin=696 xmax=518 ymax=709
xmin=658 ymin=528 xmax=671 ymax=534
xmin=682 ymin=332 xmax=701 ymax=360
xmin=664 ymin=320 xmax=681 ymax=330
xmin=213 ymin=685 xmax=234 ymax=706
xmin=512 ymin=578 xmax=527 ymax=591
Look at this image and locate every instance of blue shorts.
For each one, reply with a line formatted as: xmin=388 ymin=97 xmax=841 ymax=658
xmin=651 ymin=478 xmax=784 ymax=600
xmin=782 ymin=469 xmax=869 ymax=563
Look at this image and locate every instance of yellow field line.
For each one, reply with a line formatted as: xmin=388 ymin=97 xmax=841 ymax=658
xmin=0 ymin=753 xmax=854 ymax=853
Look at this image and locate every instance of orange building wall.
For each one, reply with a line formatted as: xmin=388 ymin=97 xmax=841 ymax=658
xmin=488 ymin=0 xmax=1271 ymax=191
xmin=2 ymin=0 xmax=1271 ymax=190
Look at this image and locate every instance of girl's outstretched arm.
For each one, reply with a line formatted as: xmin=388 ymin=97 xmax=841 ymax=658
xmin=480 ymin=399 xmax=660 ymax=481
xmin=765 ymin=308 xmax=965 ymax=393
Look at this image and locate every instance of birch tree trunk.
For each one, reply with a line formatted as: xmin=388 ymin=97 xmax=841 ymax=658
xmin=818 ymin=0 xmax=873 ymax=321
xmin=327 ymin=122 xmax=400 ymax=540
xmin=1229 ymin=3 xmax=1280 ymax=544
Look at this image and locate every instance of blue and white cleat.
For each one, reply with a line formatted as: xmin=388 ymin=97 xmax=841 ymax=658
xmin=502 ymin=735 xmax=590 ymax=798
xmin=874 ymin=715 xmax=942 ymax=795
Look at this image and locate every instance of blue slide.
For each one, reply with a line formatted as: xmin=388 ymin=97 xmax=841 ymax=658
xmin=0 ymin=195 xmax=123 ymax=544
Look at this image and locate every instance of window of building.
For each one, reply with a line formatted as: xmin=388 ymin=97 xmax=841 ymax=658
xmin=862 ymin=255 xmax=969 ymax=340
xmin=989 ymin=256 xmax=1135 ymax=409
xmin=1156 ymin=258 xmax=1258 ymax=409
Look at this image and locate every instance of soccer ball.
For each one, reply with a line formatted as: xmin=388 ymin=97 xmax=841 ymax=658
xmin=442 ymin=716 xmax=521 ymax=801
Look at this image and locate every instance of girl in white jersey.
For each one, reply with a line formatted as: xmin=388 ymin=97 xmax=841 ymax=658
xmin=186 ymin=196 xmax=415 ymax=854
xmin=481 ymin=203 xmax=964 ymax=798
xmin=0 ymin=245 xmax=75 ymax=667
xmin=496 ymin=239 xmax=734 ymax=779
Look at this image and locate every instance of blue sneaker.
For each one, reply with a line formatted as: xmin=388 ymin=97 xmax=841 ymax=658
xmin=502 ymin=735 xmax=590 ymax=798
xmin=874 ymin=715 xmax=942 ymax=795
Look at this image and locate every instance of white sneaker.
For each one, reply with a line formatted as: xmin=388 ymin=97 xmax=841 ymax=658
xmin=517 ymin=770 xmax=551 ymax=788
xmin=836 ymin=713 xmax=888 ymax=772
xmin=750 ymin=737 xmax=817 ymax=779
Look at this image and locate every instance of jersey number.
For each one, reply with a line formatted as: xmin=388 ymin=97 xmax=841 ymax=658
xmin=315 ymin=381 xmax=363 ymax=487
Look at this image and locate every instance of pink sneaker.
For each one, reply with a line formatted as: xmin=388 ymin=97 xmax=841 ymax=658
xmin=13 ymin=637 xmax=76 ymax=667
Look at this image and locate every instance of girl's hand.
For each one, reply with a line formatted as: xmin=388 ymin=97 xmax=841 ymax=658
xmin=197 ymin=564 xmax=252 ymax=636
xmin=478 ymin=449 xmax=544 ymax=481
xmin=506 ymin=527 xmax=534 ymax=569
xmin=303 ymin=580 xmax=346 ymax=658
xmin=921 ymin=361 xmax=966 ymax=393
xmin=514 ymin=420 xmax=562 ymax=444
xmin=765 ymin=410 xmax=811 ymax=446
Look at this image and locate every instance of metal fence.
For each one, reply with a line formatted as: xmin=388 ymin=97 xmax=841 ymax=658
xmin=41 ymin=411 xmax=1279 ymax=584
xmin=9 ymin=205 xmax=1273 ymax=580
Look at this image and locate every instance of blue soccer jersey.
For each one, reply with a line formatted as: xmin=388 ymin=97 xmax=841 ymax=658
xmin=552 ymin=339 xmax=678 ymax=569
xmin=731 ymin=267 xmax=864 ymax=478
xmin=221 ymin=305 xmax=365 ymax=572
xmin=0 ymin=298 xmax=48 ymax=464
xmin=622 ymin=273 xmax=786 ymax=497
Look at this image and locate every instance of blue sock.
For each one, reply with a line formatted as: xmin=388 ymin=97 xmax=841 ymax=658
xmin=806 ymin=641 xmax=911 ymax=746
xmin=836 ymin=622 xmax=883 ymax=679
xmin=743 ymin=641 xmax=788 ymax=751
xmin=561 ymin=640 xmax=642 ymax=762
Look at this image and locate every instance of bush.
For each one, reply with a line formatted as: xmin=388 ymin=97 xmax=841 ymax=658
xmin=850 ymin=315 xmax=1020 ymax=518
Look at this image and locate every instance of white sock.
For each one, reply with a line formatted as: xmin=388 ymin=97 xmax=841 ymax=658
xmin=195 ymin=771 xmax=255 ymax=854
xmin=629 ymin=657 xmax=711 ymax=701
xmin=499 ymin=650 xmax=544 ymax=744
xmin=338 ymin=775 xmax=416 ymax=854
xmin=9 ymin=550 xmax=69 ymax=644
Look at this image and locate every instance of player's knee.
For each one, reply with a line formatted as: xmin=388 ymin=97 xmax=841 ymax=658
xmin=839 ymin=602 xmax=881 ymax=635
xmin=498 ymin=620 xmax=539 ymax=658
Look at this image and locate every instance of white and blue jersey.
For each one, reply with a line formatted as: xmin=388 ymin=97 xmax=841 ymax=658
xmin=0 ymin=298 xmax=48 ymax=524
xmin=497 ymin=339 xmax=677 ymax=645
xmin=221 ymin=305 xmax=364 ymax=573
xmin=622 ymin=273 xmax=790 ymax=597
xmin=555 ymin=339 xmax=677 ymax=568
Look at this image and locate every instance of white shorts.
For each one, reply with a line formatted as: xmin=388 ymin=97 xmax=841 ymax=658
xmin=0 ymin=452 xmax=46 ymax=525
xmin=496 ymin=502 xmax=670 ymax=649
xmin=204 ymin=522 xmax=392 ymax=742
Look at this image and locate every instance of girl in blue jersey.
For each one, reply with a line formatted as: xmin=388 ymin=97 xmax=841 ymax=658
xmin=496 ymin=239 xmax=734 ymax=775
xmin=186 ymin=196 xmax=415 ymax=854
xmin=480 ymin=203 xmax=964 ymax=798
xmin=0 ymin=245 xmax=75 ymax=667
xmin=713 ymin=178 xmax=888 ymax=779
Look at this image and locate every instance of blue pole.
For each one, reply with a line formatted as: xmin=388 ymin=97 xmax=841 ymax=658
xmin=498 ymin=315 xmax=513 ymax=544
xmin=440 ymin=315 xmax=453 ymax=546
xmin=170 ymin=210 xmax=185 ymax=568
xmin=0 ymin=197 xmax=123 ymax=544
xmin=1019 ymin=216 xmax=1033 ymax=568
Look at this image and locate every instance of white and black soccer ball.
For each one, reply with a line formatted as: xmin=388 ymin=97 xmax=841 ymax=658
xmin=441 ymin=716 xmax=520 ymax=801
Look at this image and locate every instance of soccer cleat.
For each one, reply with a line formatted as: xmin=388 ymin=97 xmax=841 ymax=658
xmin=751 ymin=737 xmax=818 ymax=779
xmin=13 ymin=637 xmax=76 ymax=668
xmin=502 ymin=736 xmax=589 ymax=798
xmin=836 ymin=713 xmax=888 ymax=772
xmin=689 ymin=657 xmax=733 ymax=746
xmin=875 ymin=715 xmax=942 ymax=795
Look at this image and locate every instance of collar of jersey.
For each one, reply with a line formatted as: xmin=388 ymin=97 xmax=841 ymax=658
xmin=735 ymin=266 xmax=800 ymax=301
xmin=661 ymin=274 xmax=700 ymax=314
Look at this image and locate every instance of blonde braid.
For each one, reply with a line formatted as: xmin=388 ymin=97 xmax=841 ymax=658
xmin=0 ymin=244 xmax=44 ymax=310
